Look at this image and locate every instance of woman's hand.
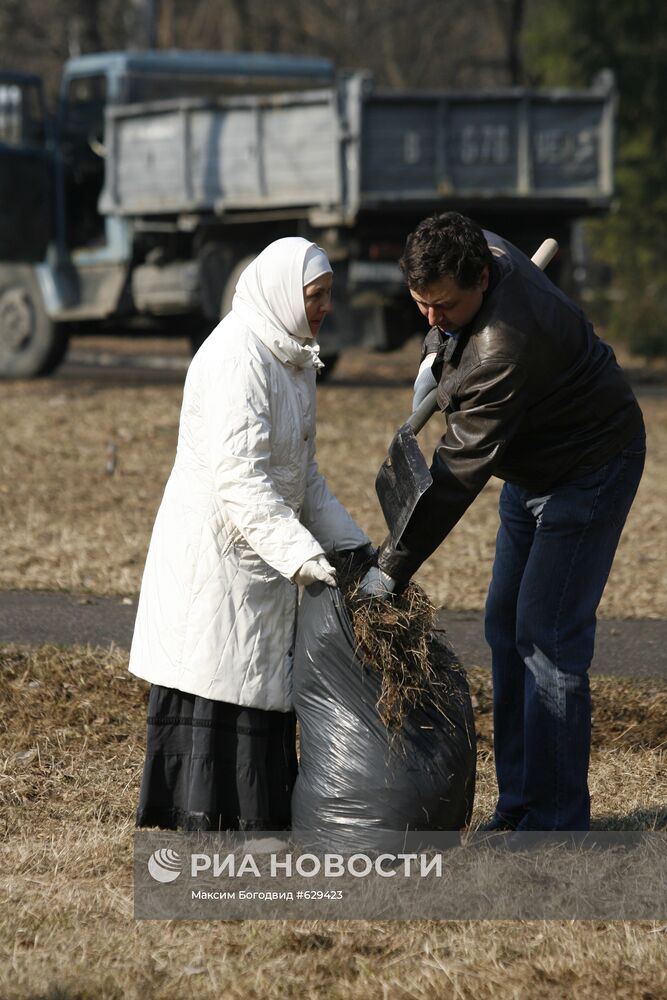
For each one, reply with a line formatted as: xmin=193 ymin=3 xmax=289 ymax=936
xmin=293 ymin=554 xmax=337 ymax=587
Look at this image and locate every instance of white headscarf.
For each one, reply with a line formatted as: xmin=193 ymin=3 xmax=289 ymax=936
xmin=231 ymin=238 xmax=331 ymax=370
xmin=303 ymin=244 xmax=332 ymax=287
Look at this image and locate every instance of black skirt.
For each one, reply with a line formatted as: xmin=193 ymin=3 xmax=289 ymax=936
xmin=136 ymin=684 xmax=298 ymax=832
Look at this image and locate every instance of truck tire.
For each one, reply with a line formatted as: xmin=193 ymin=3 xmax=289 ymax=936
xmin=198 ymin=242 xmax=236 ymax=321
xmin=220 ymin=254 xmax=256 ymax=319
xmin=189 ymin=322 xmax=211 ymax=356
xmin=0 ymin=265 xmax=69 ymax=378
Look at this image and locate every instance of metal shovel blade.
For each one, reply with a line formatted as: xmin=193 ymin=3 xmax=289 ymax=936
xmin=375 ymin=421 xmax=433 ymax=545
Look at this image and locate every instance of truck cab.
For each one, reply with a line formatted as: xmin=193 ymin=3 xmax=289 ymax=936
xmin=58 ymin=50 xmax=336 ymax=259
xmin=0 ymin=51 xmax=336 ymax=377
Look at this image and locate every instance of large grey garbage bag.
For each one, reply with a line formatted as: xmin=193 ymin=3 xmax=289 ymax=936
xmin=291 ymin=582 xmax=476 ymax=853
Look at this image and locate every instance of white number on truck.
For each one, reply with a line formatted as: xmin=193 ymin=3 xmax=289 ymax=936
xmin=459 ymin=124 xmax=511 ymax=165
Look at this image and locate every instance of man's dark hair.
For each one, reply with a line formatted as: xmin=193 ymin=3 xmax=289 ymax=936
xmin=400 ymin=212 xmax=493 ymax=291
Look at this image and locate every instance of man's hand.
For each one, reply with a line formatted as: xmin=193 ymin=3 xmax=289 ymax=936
xmin=293 ymin=554 xmax=337 ymax=587
xmin=358 ymin=565 xmax=397 ymax=598
xmin=412 ymin=354 xmax=438 ymax=412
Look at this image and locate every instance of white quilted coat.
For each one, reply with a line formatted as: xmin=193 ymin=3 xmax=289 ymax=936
xmin=129 ymin=238 xmax=368 ymax=710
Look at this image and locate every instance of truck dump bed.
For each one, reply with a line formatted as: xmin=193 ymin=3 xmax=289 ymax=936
xmin=99 ymin=74 xmax=615 ymax=221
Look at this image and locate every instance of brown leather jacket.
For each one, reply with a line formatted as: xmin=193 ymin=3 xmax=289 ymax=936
xmin=379 ymin=232 xmax=644 ymax=584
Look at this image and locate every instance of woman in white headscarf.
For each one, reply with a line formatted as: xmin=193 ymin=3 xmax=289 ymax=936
xmin=130 ymin=237 xmax=370 ymax=831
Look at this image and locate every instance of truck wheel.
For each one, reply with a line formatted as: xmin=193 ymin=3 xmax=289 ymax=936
xmin=189 ymin=323 xmax=211 ymax=356
xmin=0 ymin=266 xmax=68 ymax=378
xmin=220 ymin=255 xmax=256 ymax=319
xmin=198 ymin=242 xmax=235 ymax=321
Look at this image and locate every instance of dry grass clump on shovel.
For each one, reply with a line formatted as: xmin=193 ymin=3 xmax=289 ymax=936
xmin=330 ymin=551 xmax=465 ymax=732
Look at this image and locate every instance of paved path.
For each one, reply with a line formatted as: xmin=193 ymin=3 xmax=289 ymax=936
xmin=61 ymin=349 xmax=667 ymax=396
xmin=434 ymin=609 xmax=666 ymax=679
xmin=0 ymin=590 xmax=665 ymax=679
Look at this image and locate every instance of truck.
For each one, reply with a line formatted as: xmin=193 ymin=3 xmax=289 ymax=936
xmin=0 ymin=50 xmax=615 ymax=378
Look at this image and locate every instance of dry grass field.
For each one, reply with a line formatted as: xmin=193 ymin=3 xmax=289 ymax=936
xmin=0 ymin=644 xmax=665 ymax=1000
xmin=0 ymin=338 xmax=665 ymax=617
xmin=1 ymin=340 xmax=666 ymax=999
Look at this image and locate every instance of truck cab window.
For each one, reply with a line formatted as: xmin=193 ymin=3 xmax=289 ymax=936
xmin=0 ymin=84 xmax=23 ymax=145
xmin=0 ymin=81 xmax=44 ymax=147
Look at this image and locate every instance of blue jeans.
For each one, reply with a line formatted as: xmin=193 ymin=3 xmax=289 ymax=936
xmin=484 ymin=430 xmax=646 ymax=830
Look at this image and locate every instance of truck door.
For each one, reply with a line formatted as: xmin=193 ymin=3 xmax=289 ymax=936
xmin=59 ymin=72 xmax=107 ymax=250
xmin=0 ymin=74 xmax=52 ymax=262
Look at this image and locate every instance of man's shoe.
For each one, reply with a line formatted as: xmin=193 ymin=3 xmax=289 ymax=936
xmin=465 ymin=814 xmax=520 ymax=849
xmin=476 ymin=814 xmax=519 ymax=833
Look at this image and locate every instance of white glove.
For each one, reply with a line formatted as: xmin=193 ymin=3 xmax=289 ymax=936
xmin=293 ymin=554 xmax=337 ymax=587
xmin=412 ymin=354 xmax=438 ymax=412
xmin=358 ymin=565 xmax=397 ymax=598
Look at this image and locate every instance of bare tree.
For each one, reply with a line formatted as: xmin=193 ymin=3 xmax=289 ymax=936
xmin=493 ymin=0 xmax=526 ymax=84
xmin=0 ymin=0 xmax=527 ymax=101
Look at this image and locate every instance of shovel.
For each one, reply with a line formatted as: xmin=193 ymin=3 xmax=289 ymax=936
xmin=375 ymin=238 xmax=559 ymax=545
